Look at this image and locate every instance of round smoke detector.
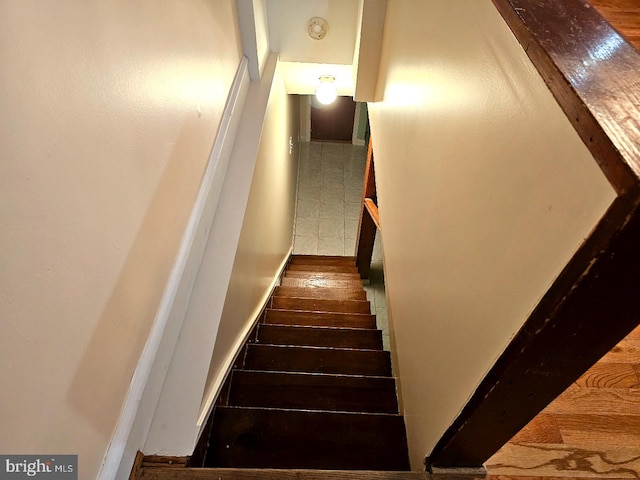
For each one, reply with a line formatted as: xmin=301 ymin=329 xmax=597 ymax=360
xmin=307 ymin=17 xmax=329 ymax=40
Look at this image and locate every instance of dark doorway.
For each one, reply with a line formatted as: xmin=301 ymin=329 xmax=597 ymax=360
xmin=310 ymin=96 xmax=356 ymax=142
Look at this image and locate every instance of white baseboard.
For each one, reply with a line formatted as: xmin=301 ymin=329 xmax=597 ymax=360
xmin=197 ymin=246 xmax=292 ymax=431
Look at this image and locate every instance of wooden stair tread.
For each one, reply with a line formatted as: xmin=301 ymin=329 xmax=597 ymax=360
xmin=205 ymin=406 xmax=410 ymax=470
xmin=290 ymin=255 xmax=357 ymax=266
xmin=140 ymin=455 xmax=188 ymax=468
xmin=264 ymin=309 xmax=377 ymax=329
xmin=271 ymin=296 xmax=371 ymax=314
xmin=274 ymin=286 xmax=367 ymax=301
xmin=137 ymin=467 xmax=429 ymax=480
xmin=285 ymin=271 xmax=362 ymax=281
xmin=227 ymin=370 xmax=399 ymax=414
xmin=257 ymin=324 xmax=383 ymax=350
xmin=286 ymin=263 xmax=360 ymax=274
xmin=245 ymin=344 xmax=392 ymax=376
xmin=280 ymin=276 xmax=364 ymax=289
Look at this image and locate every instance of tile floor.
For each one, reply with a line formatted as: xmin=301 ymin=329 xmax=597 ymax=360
xmin=293 ymin=141 xmax=390 ymax=350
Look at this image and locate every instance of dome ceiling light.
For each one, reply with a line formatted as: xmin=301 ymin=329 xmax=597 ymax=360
xmin=315 ymin=75 xmax=337 ymax=105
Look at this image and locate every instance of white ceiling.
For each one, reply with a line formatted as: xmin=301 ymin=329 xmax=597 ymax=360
xmin=278 ymin=62 xmax=354 ymax=96
xmin=240 ymin=0 xmax=385 ymax=99
xmin=265 ymin=0 xmax=360 ymax=95
xmin=267 ymin=0 xmax=360 ymax=65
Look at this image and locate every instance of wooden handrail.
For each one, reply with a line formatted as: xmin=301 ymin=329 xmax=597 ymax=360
xmin=355 ymin=137 xmax=379 ymax=279
xmin=364 ymin=198 xmax=380 ymax=230
xmin=491 ymin=0 xmax=640 ymax=195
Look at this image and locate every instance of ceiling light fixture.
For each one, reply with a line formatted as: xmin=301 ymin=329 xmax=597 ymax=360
xmin=315 ymin=75 xmax=337 ymax=105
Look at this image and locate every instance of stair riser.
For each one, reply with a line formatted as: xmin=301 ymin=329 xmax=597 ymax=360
xmin=245 ymin=345 xmax=392 ymax=376
xmin=257 ymin=324 xmax=383 ymax=350
xmin=264 ymin=309 xmax=377 ymax=329
xmin=227 ymin=371 xmax=399 ymax=414
xmin=206 ymin=407 xmax=410 ymax=470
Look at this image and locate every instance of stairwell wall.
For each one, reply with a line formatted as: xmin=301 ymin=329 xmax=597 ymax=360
xmin=201 ymin=66 xmax=300 ymax=423
xmin=0 ymin=1 xmax=242 ymax=479
xmin=366 ymin=0 xmax=616 ymax=469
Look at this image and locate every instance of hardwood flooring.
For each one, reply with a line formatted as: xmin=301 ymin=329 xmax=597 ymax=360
xmin=485 ymin=325 xmax=640 ymax=478
xmin=589 ymin=0 xmax=640 ymax=51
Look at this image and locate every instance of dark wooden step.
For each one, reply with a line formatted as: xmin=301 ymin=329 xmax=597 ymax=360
xmin=286 ymin=263 xmax=359 ymax=274
xmin=290 ymin=255 xmax=357 ymax=266
xmin=280 ymin=276 xmax=363 ymax=289
xmin=271 ymin=296 xmax=371 ymax=314
xmin=257 ymin=324 xmax=383 ymax=350
xmin=140 ymin=455 xmax=188 ymax=469
xmin=205 ymin=407 xmax=410 ymax=470
xmin=137 ymin=468 xmax=429 ymax=480
xmin=244 ymin=344 xmax=392 ymax=376
xmin=227 ymin=370 xmax=399 ymax=413
xmin=274 ymin=286 xmax=367 ymax=301
xmin=264 ymin=309 xmax=377 ymax=329
xmin=284 ymin=271 xmax=362 ymax=281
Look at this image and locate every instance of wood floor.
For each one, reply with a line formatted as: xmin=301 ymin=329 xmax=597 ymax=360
xmin=485 ymin=324 xmax=640 ymax=478
xmin=590 ymin=0 xmax=640 ymax=50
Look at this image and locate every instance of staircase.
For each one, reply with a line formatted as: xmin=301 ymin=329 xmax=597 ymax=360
xmin=132 ymin=255 xmax=414 ymax=479
xmin=203 ymin=255 xmax=410 ymax=471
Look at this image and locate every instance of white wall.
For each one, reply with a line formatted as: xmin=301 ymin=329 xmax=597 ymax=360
xmin=353 ymin=0 xmax=386 ymax=102
xmin=367 ymin=0 xmax=616 ymax=469
xmin=202 ymin=65 xmax=300 ymax=410
xmin=141 ymin=55 xmax=299 ymax=458
xmin=0 ymin=1 xmax=241 ymax=478
xmin=254 ymin=0 xmax=270 ymax=75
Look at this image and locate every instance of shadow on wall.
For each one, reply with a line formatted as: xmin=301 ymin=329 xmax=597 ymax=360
xmin=67 ymin=123 xmax=207 ymax=437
